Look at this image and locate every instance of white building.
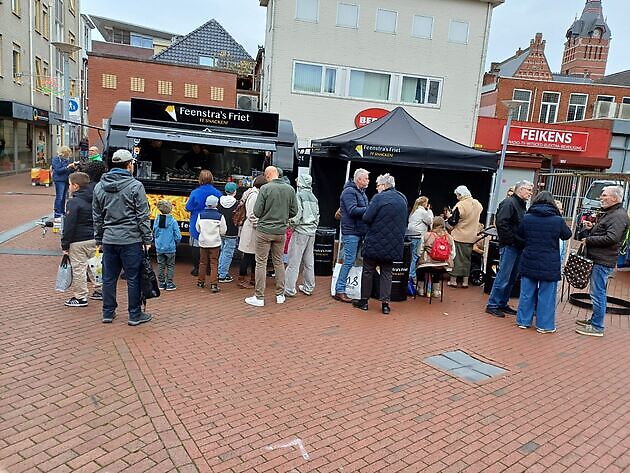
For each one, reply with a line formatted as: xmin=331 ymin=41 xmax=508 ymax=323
xmin=259 ymin=0 xmax=504 ymax=147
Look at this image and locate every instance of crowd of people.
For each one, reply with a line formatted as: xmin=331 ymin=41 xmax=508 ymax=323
xmin=54 ymin=145 xmax=630 ymax=334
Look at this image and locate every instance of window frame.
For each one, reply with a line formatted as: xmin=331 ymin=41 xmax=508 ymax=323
xmin=539 ymin=91 xmax=561 ymax=124
xmin=295 ymin=0 xmax=319 ymax=23
xmin=35 ymin=56 xmax=43 ymax=90
xmin=622 ymin=97 xmax=630 ymax=105
xmin=34 ymin=0 xmax=42 ymax=33
xmin=348 ymin=68 xmax=392 ymax=101
xmin=12 ymin=43 xmax=21 ymax=81
xmin=448 ymin=19 xmax=469 ymax=44
xmin=12 ymin=0 xmax=20 ymax=16
xmin=42 ymin=4 xmax=50 ymax=38
xmin=411 ymin=15 xmax=433 ymax=40
xmin=399 ymin=75 xmax=442 ymax=107
xmin=567 ymin=93 xmax=588 ymax=121
xmin=336 ymin=2 xmax=359 ymax=29
xmin=0 ymin=35 xmax=3 ymax=78
xmin=511 ymin=89 xmax=532 ymax=121
xmin=130 ymin=33 xmax=153 ymax=49
xmin=596 ymin=95 xmax=615 ymax=103
xmin=198 ymin=56 xmax=216 ymax=67
xmin=68 ymin=31 xmax=77 ymax=61
xmin=292 ymin=61 xmax=339 ymax=95
xmin=375 ymin=8 xmax=398 ymax=34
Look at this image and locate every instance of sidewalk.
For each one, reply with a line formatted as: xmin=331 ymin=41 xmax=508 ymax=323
xmin=0 ymin=173 xmax=54 ymax=233
xmin=0 ymin=175 xmax=629 ymax=472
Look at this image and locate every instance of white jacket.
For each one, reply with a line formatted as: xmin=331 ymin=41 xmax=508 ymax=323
xmin=195 ymin=208 xmax=227 ymax=248
xmin=407 ymin=207 xmax=434 ymax=237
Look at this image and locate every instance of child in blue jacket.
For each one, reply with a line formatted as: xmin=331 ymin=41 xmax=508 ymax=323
xmin=153 ymin=200 xmax=182 ymax=290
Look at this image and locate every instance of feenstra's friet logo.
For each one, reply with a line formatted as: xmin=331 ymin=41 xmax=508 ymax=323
xmin=165 ymin=105 xmax=177 ymax=121
xmin=355 ymin=145 xmax=364 ymax=157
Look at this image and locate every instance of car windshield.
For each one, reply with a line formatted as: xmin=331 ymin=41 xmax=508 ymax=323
xmin=585 ymin=182 xmax=609 ymax=200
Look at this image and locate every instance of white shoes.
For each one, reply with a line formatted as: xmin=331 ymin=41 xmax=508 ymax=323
xmin=276 ymin=294 xmax=285 ymax=304
xmin=298 ymin=285 xmax=312 ymax=296
xmin=245 ymin=296 xmax=264 ymax=307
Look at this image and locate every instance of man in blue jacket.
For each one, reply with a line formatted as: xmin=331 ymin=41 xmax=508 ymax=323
xmin=334 ymin=168 xmax=369 ymax=303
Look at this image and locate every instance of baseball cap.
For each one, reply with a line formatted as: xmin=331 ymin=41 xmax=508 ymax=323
xmin=225 ymin=182 xmax=238 ymax=194
xmin=111 ymin=149 xmax=134 ymax=163
xmin=205 ymin=195 xmax=219 ymax=208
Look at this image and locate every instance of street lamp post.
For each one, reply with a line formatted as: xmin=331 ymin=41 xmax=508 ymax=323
xmin=51 ymin=42 xmax=82 ymax=147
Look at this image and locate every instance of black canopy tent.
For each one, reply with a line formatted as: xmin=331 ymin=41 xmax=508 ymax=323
xmin=309 ymin=107 xmax=498 ymax=227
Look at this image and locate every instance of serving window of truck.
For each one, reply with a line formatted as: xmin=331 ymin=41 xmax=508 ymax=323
xmin=112 ymin=98 xmax=290 ymax=236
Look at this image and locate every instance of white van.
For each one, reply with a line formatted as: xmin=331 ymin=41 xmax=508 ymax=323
xmin=582 ymin=180 xmax=628 ymax=210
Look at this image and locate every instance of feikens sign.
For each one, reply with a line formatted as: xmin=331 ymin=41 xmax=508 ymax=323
xmin=130 ymin=98 xmax=279 ymax=135
xmin=508 ymin=125 xmax=589 ymax=152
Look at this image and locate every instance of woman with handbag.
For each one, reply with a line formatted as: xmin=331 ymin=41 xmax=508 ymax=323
xmin=515 ymin=191 xmax=572 ymax=333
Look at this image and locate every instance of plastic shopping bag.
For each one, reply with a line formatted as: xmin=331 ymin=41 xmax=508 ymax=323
xmin=55 ymin=254 xmax=73 ymax=292
xmin=87 ymin=248 xmax=103 ymax=285
xmin=330 ymin=263 xmax=362 ymax=300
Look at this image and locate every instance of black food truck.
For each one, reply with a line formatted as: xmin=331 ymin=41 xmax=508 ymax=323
xmin=103 ymin=97 xmax=298 ymax=237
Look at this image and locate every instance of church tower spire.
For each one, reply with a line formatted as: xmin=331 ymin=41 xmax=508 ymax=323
xmin=560 ymin=0 xmax=611 ymax=79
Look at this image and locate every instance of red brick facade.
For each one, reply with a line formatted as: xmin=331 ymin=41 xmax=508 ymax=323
xmin=87 ymin=52 xmax=237 ymax=146
xmin=561 ymin=36 xmax=609 ymax=80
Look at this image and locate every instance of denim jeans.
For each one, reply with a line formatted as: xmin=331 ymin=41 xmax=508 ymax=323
xmin=516 ymin=277 xmax=558 ymax=331
xmin=487 ymin=245 xmax=521 ymax=309
xmin=589 ymin=264 xmax=614 ymax=331
xmin=218 ymin=237 xmax=238 ymax=278
xmin=335 ymin=234 xmax=361 ymax=294
xmin=157 ymin=252 xmax=176 ymax=285
xmin=102 ymin=242 xmax=143 ymax=320
xmin=53 ymin=180 xmax=68 ymax=217
xmin=409 ymin=237 xmax=421 ymax=277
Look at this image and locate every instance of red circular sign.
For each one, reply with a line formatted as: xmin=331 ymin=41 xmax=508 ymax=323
xmin=354 ymin=108 xmax=389 ymax=128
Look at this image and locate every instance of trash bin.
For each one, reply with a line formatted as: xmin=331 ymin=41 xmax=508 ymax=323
xmin=372 ymin=240 xmax=411 ymax=302
xmin=314 ymin=227 xmax=336 ymax=276
xmin=483 ymin=240 xmax=520 ymax=297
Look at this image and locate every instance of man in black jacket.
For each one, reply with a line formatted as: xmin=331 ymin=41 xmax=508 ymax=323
xmin=61 ymin=172 xmax=97 ymax=308
xmin=576 ymin=185 xmax=629 ymax=337
xmin=486 ymin=180 xmax=533 ymax=317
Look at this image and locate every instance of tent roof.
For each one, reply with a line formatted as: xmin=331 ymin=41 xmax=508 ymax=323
xmin=311 ymin=107 xmax=497 ymax=172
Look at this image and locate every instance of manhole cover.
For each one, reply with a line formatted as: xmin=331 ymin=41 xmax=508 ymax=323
xmin=425 ymin=350 xmax=507 ymax=383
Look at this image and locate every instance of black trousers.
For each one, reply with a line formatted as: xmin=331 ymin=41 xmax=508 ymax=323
xmin=360 ymin=257 xmax=393 ymax=302
xmin=239 ymin=252 xmax=256 ymax=276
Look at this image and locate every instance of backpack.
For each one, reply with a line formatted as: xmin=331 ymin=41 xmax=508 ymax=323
xmin=429 ymin=233 xmax=451 ymax=262
xmin=232 ymin=199 xmax=246 ymax=227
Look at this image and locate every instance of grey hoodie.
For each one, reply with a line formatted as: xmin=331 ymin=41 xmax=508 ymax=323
xmin=92 ymin=169 xmax=152 ymax=245
xmin=289 ymin=174 xmax=320 ymax=235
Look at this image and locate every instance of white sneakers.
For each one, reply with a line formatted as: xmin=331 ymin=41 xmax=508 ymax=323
xmin=245 ymin=294 xmax=286 ymax=306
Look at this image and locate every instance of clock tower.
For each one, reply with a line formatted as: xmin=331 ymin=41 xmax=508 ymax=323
xmin=560 ymin=0 xmax=610 ymax=80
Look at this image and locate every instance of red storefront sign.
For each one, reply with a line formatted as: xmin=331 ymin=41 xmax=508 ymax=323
xmin=508 ymin=125 xmax=589 ymax=152
xmin=355 ymin=108 xmax=389 ymax=128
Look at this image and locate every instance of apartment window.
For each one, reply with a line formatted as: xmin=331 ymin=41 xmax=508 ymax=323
xmin=130 ymin=33 xmax=153 ymax=49
xmin=35 ymin=57 xmax=43 ymax=90
xmin=199 ymin=56 xmax=215 ymax=67
xmin=69 ymin=79 xmax=76 ymax=97
xmin=293 ymin=62 xmax=336 ymax=94
xmin=412 ymin=15 xmax=433 ymax=39
xmin=101 ymin=73 xmax=117 ymax=89
xmin=68 ymin=0 xmax=76 ymax=13
xmin=376 ymin=9 xmax=397 ymax=34
xmin=42 ymin=4 xmax=49 ymax=37
xmin=448 ymin=20 xmax=469 ymax=44
xmin=55 ymin=0 xmax=64 ymax=25
xmin=12 ymin=44 xmax=21 ymax=80
xmin=68 ymin=31 xmax=77 ymax=61
xmin=337 ymin=3 xmax=359 ymax=29
xmin=567 ymin=93 xmax=588 ymax=121
xmin=623 ymin=97 xmax=630 ymax=105
xmin=401 ymin=76 xmax=441 ymax=105
xmin=42 ymin=61 xmax=49 ymax=93
xmin=596 ymin=95 xmax=614 ymax=103
xmin=35 ymin=0 xmax=42 ymax=32
xmin=184 ymin=83 xmax=198 ymax=99
xmin=0 ymin=35 xmax=3 ymax=77
xmin=349 ymin=70 xmax=390 ymax=101
xmin=158 ymin=80 xmax=172 ymax=95
xmin=296 ymin=0 xmax=318 ymax=22
xmin=539 ymin=92 xmax=560 ymax=123
xmin=510 ymin=89 xmax=532 ymax=121
xmin=12 ymin=0 xmax=20 ymax=15
xmin=210 ymin=87 xmax=224 ymax=101
xmin=130 ymin=77 xmax=145 ymax=92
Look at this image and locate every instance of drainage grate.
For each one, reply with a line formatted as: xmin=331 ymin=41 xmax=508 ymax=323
xmin=425 ymin=350 xmax=507 ymax=383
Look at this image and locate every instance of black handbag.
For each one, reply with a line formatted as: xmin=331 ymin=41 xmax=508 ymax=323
xmin=140 ymin=248 xmax=161 ymax=301
xmin=564 ymin=244 xmax=593 ymax=289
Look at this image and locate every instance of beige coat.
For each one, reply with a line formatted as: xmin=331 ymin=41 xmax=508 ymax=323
xmin=237 ymin=187 xmax=260 ymax=254
xmin=450 ymin=196 xmax=483 ymax=244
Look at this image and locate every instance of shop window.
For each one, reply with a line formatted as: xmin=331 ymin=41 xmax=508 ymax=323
xmin=567 ymin=93 xmax=588 ymax=121
xmin=539 ymin=91 xmax=560 ymax=124
xmin=184 ymin=83 xmax=198 ymax=99
xmin=0 ymin=119 xmax=15 ymax=173
xmin=35 ymin=57 xmax=43 ymax=91
xmin=376 ymin=9 xmax=397 ymax=34
xmin=293 ymin=62 xmax=337 ymax=94
xmin=448 ymin=20 xmax=469 ymax=44
xmin=510 ymin=89 xmax=532 ymax=121
xmin=16 ymin=121 xmax=31 ymax=171
xmin=210 ymin=86 xmax=224 ymax=101
xmin=35 ymin=0 xmax=42 ymax=32
xmin=102 ymin=73 xmax=117 ymax=89
xmin=158 ymin=80 xmax=173 ymax=95
xmin=412 ymin=15 xmax=433 ymax=39
xmin=130 ymin=77 xmax=145 ymax=92
xmin=199 ymin=56 xmax=215 ymax=67
xmin=337 ymin=3 xmax=359 ymax=29
xmin=349 ymin=69 xmax=390 ymax=101
xmin=12 ymin=0 xmax=20 ymax=16
xmin=42 ymin=4 xmax=50 ymax=38
xmin=12 ymin=44 xmax=22 ymax=81
xmin=296 ymin=0 xmax=318 ymax=22
xmin=401 ymin=76 xmax=441 ymax=106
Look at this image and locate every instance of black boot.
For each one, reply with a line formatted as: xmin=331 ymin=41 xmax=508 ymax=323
xmin=352 ymin=299 xmax=369 ymax=311
xmin=191 ymin=246 xmax=200 ymax=276
xmin=382 ymin=302 xmax=391 ymax=315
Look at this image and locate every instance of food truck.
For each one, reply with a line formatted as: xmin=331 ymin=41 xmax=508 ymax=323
xmin=103 ymin=98 xmax=298 ymax=237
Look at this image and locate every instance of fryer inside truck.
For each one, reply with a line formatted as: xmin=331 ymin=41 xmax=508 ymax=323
xmin=103 ymin=98 xmax=298 ymax=238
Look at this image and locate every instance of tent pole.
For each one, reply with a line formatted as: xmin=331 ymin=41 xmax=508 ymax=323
xmin=485 ymin=172 xmax=497 ymax=229
xmin=344 ymin=160 xmax=351 ymax=182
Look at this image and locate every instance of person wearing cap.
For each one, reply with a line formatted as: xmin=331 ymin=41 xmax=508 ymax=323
xmin=217 ymin=182 xmax=239 ymax=282
xmin=93 ymin=149 xmax=153 ymax=326
xmin=153 ymin=200 xmax=182 ymax=291
xmin=446 ymin=185 xmax=483 ymax=288
xmin=195 ymin=195 xmax=227 ymax=293
xmin=88 ymin=146 xmax=102 ymax=162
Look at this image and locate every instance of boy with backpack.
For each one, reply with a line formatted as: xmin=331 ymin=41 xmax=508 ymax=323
xmin=217 ymin=182 xmax=239 ymax=282
xmin=153 ymin=200 xmax=182 ymax=291
xmin=196 ymin=195 xmax=227 ymax=293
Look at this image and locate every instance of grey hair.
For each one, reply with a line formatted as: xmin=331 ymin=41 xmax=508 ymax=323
xmin=602 ymin=185 xmax=624 ymax=202
xmin=353 ymin=168 xmax=369 ymax=181
xmin=376 ymin=173 xmax=395 ymax=189
xmin=514 ymin=180 xmax=533 ymax=192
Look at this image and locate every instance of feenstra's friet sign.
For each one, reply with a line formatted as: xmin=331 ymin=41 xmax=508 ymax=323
xmin=130 ymin=98 xmax=279 ymax=135
xmin=508 ymin=125 xmax=589 ymax=152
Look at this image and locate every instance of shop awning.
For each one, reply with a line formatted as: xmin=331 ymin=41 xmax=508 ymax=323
xmin=127 ymin=126 xmax=276 ymax=152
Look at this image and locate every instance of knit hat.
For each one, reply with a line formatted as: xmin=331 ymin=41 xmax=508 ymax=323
xmin=225 ymin=182 xmax=238 ymax=194
xmin=157 ymin=199 xmax=172 ymax=214
xmin=205 ymin=195 xmax=219 ymax=208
